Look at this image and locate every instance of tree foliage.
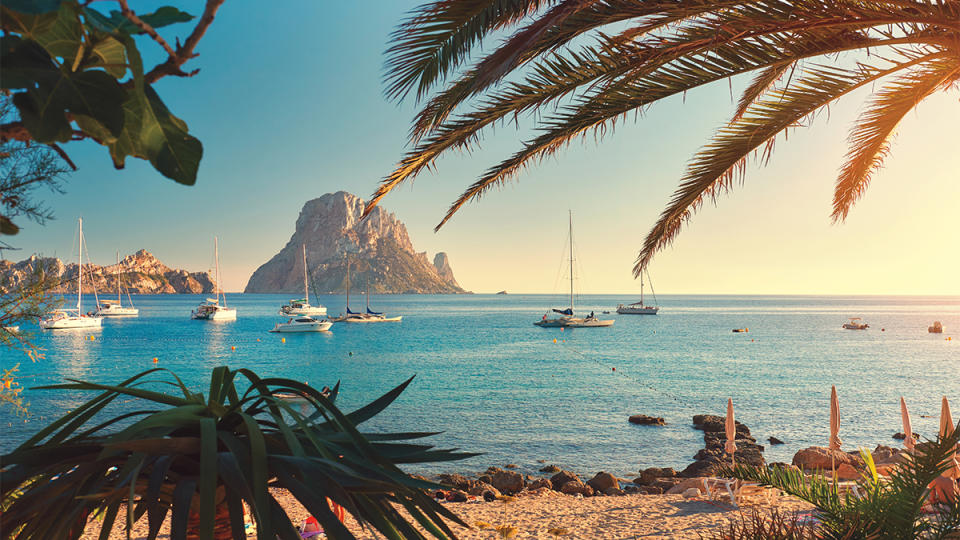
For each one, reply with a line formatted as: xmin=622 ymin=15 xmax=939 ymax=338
xmin=371 ymin=0 xmax=960 ymax=275
xmin=0 ymin=366 xmax=476 ymax=539
xmin=0 ymin=0 xmax=226 ymax=186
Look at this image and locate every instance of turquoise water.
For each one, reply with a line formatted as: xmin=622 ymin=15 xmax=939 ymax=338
xmin=1 ymin=294 xmax=958 ymax=479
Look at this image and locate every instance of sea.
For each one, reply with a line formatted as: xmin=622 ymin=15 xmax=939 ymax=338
xmin=1 ymin=294 xmax=957 ymax=479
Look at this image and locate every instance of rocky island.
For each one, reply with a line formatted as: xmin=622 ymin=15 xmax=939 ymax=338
xmin=244 ymin=191 xmax=464 ymax=294
xmin=0 ymin=250 xmax=215 ymax=294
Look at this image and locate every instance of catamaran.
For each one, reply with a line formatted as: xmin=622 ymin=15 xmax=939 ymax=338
xmin=191 ymin=237 xmax=237 ymax=321
xmin=96 ymin=252 xmax=139 ymax=317
xmin=332 ymin=262 xmax=401 ymax=323
xmin=616 ymin=270 xmax=659 ymax=315
xmin=39 ymin=218 xmax=103 ymax=330
xmin=280 ymin=245 xmax=327 ymax=316
xmin=534 ymin=212 xmax=614 ymax=328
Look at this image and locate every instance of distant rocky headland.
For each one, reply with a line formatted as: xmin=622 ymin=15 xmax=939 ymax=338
xmin=0 ymin=250 xmax=215 ymax=294
xmin=244 ymin=191 xmax=465 ymax=294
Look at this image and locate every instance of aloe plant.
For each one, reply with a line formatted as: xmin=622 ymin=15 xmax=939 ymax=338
xmin=715 ymin=424 xmax=960 ymax=539
xmin=0 ymin=367 xmax=476 ymax=539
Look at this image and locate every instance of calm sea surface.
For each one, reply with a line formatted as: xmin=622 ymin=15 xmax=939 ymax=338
xmin=1 ymin=294 xmax=957 ymax=478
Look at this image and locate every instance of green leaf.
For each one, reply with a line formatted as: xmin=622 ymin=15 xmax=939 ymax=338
xmin=28 ymin=1 xmax=82 ymax=60
xmin=85 ymin=34 xmax=126 ymax=78
xmin=198 ymin=417 xmax=218 ymax=540
xmin=82 ymin=6 xmax=193 ymax=35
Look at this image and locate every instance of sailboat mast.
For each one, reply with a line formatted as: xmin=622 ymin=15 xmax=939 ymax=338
xmin=77 ymin=218 xmax=83 ymax=313
xmin=366 ymin=277 xmax=370 ymax=310
xmin=345 ymin=257 xmax=350 ymax=310
xmin=568 ymin=210 xmax=574 ymax=313
xmin=215 ymin=237 xmax=225 ymax=307
xmin=302 ymin=245 xmax=308 ymax=301
xmin=640 ymin=271 xmax=644 ymax=305
xmin=117 ymin=251 xmax=121 ymax=303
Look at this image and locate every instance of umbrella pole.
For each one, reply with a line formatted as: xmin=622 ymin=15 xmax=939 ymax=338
xmin=831 ymin=453 xmax=837 ymax=490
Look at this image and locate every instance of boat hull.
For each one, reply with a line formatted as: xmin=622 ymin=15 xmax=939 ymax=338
xmin=342 ymin=315 xmax=402 ymax=323
xmin=535 ymin=317 xmax=614 ymax=328
xmin=280 ymin=306 xmax=328 ymax=316
xmin=616 ymin=305 xmax=659 ymax=315
xmin=40 ymin=316 xmax=103 ymax=330
xmin=96 ymin=307 xmax=139 ymax=317
xmin=270 ymin=321 xmax=332 ymax=333
xmin=191 ymin=308 xmax=237 ymax=321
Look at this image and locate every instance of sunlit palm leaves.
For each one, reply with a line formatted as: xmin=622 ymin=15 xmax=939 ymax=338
xmin=372 ymin=0 xmax=960 ymax=274
xmin=0 ymin=367 xmax=474 ymax=539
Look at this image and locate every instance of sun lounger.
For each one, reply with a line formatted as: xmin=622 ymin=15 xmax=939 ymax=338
xmin=701 ymin=477 xmax=780 ymax=507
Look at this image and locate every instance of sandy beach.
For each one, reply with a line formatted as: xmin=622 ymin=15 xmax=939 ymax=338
xmin=78 ymin=488 xmax=812 ymax=540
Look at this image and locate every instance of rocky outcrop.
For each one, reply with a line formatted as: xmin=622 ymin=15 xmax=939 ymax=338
xmin=0 ymin=250 xmax=214 ymax=294
xmin=244 ymin=191 xmax=465 ymax=294
xmin=629 ymin=414 xmax=666 ymax=426
xmin=681 ymin=414 xmax=765 ymax=477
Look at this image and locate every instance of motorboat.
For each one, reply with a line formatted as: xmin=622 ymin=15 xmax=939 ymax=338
xmin=534 ymin=211 xmax=614 ymax=328
xmin=616 ymin=270 xmax=659 ymax=315
xmin=842 ymin=317 xmax=869 ymax=330
xmin=191 ymin=237 xmax=237 ymax=321
xmin=270 ymin=316 xmax=332 ymax=333
xmin=39 ymin=218 xmax=103 ymax=330
xmin=280 ymin=245 xmax=327 ymax=316
xmin=96 ymin=252 xmax=138 ymax=317
xmin=332 ymin=264 xmax=401 ymax=323
xmin=928 ymin=321 xmax=943 ymax=334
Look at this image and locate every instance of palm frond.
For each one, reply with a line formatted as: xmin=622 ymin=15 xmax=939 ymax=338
xmin=832 ymin=57 xmax=960 ymax=222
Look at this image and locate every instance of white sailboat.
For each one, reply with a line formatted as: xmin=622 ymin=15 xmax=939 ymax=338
xmin=534 ymin=212 xmax=614 ymax=328
xmin=96 ymin=252 xmax=139 ymax=317
xmin=280 ymin=245 xmax=327 ymax=316
xmin=616 ymin=270 xmax=659 ymax=315
xmin=40 ymin=218 xmax=103 ymax=330
xmin=332 ymin=261 xmax=401 ymax=323
xmin=191 ymin=237 xmax=237 ymax=321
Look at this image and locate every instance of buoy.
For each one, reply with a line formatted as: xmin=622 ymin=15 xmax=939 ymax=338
xmin=89 ymin=335 xmax=94 ymax=341
xmin=553 ymin=338 xmax=557 ymax=344
xmin=256 ymin=338 xmax=261 ymax=342
xmin=882 ymin=328 xmax=885 ymax=332
xmin=560 ymin=327 xmax=564 ymax=332
xmin=152 ymin=357 xmax=158 ymax=363
xmin=231 ymin=346 xmax=236 ymax=351
xmin=348 ymin=351 xmax=353 ymax=356
xmin=281 ymin=338 xmax=286 ymax=343
xmin=751 ymin=339 xmax=754 ymax=342
xmin=612 ymin=367 xmax=616 ymax=371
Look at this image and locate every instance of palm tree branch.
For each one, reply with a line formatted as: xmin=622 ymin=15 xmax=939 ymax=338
xmin=832 ymin=56 xmax=960 ymax=221
xmin=633 ymin=52 xmax=944 ymax=274
xmin=733 ymin=61 xmax=797 ymax=121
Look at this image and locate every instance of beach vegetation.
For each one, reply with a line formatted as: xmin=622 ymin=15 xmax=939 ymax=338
xmin=0 ymin=366 xmax=476 ymax=539
xmin=717 ymin=426 xmax=960 ymax=539
xmin=371 ymin=0 xmax=960 ymax=274
xmin=0 ymin=0 xmax=227 ymax=186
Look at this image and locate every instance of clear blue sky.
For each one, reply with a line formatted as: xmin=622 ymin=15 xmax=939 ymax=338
xmin=7 ymin=1 xmax=959 ymax=294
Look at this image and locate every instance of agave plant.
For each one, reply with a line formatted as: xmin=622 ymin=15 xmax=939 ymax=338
xmin=715 ymin=424 xmax=960 ymax=539
xmin=368 ymin=0 xmax=960 ymax=274
xmin=0 ymin=367 xmax=476 ymax=539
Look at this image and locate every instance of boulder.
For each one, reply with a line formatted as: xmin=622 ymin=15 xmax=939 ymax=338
xmin=666 ymin=477 xmax=706 ymax=495
xmin=871 ymin=445 xmax=902 ymax=464
xmin=637 ymin=485 xmax=663 ymax=495
xmin=539 ymin=464 xmax=561 ymax=473
xmin=446 ymin=490 xmax=469 ymax=502
xmin=653 ymin=478 xmax=684 ymax=492
xmin=836 ymin=463 xmax=859 ymax=480
xmin=505 ymin=464 xmax=518 ymax=469
xmin=560 ymin=480 xmax=594 ymax=496
xmin=491 ymin=470 xmax=525 ymax=494
xmin=792 ymin=447 xmax=863 ymax=471
xmin=768 ymin=436 xmax=785 ymax=445
xmin=467 ymin=482 xmax=500 ymax=499
xmin=586 ymin=472 xmax=619 ymax=492
xmin=680 ymin=456 xmax=722 ymax=478
xmin=682 ymin=488 xmax=701 ymax=499
xmin=629 ymin=415 xmax=666 ymax=426
xmin=436 ymin=473 xmax=476 ymax=491
xmin=603 ymin=487 xmax=626 ymax=496
xmin=477 ymin=474 xmax=492 ymax=485
xmin=527 ymin=478 xmax=552 ymax=491
xmin=638 ymin=467 xmax=676 ymax=484
xmin=550 ymin=470 xmax=580 ymax=491
xmin=693 ymin=414 xmax=750 ymax=436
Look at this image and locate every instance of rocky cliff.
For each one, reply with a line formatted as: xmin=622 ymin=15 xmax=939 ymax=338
xmin=244 ymin=191 xmax=464 ymax=294
xmin=0 ymin=250 xmax=215 ymax=294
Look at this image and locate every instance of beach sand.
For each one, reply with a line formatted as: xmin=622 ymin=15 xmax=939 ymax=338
xmin=79 ymin=489 xmax=813 ymax=539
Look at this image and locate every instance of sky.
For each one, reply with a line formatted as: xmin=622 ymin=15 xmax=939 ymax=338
xmin=5 ymin=1 xmax=959 ymax=295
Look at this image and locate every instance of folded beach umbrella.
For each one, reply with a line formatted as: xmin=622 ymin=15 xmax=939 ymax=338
xmin=725 ymin=398 xmax=737 ymax=467
xmin=940 ymin=396 xmax=959 ymax=479
xmin=901 ymin=397 xmax=916 ymax=453
xmin=830 ymin=386 xmax=842 ymax=480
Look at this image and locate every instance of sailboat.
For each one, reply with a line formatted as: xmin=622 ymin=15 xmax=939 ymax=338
xmin=332 ymin=260 xmax=401 ymax=323
xmin=96 ymin=252 xmax=139 ymax=317
xmin=190 ymin=237 xmax=237 ymax=321
xmin=616 ymin=270 xmax=659 ymax=315
xmin=534 ymin=212 xmax=614 ymax=328
xmin=280 ymin=245 xmax=327 ymax=316
xmin=39 ymin=218 xmax=103 ymax=330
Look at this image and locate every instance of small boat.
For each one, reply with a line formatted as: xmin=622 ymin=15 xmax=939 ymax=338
xmin=928 ymin=321 xmax=943 ymax=334
xmin=616 ymin=271 xmax=659 ymax=315
xmin=40 ymin=218 xmax=103 ymax=330
xmin=732 ymin=328 xmax=749 ymax=333
xmin=534 ymin=211 xmax=614 ymax=328
xmin=191 ymin=237 xmax=237 ymax=321
xmin=280 ymin=245 xmax=327 ymax=316
xmin=270 ymin=316 xmax=332 ymax=333
xmin=842 ymin=317 xmax=869 ymax=330
xmin=332 ymin=265 xmax=401 ymax=323
xmin=96 ymin=252 xmax=138 ymax=317
xmin=3 ymin=326 xmax=20 ymax=333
